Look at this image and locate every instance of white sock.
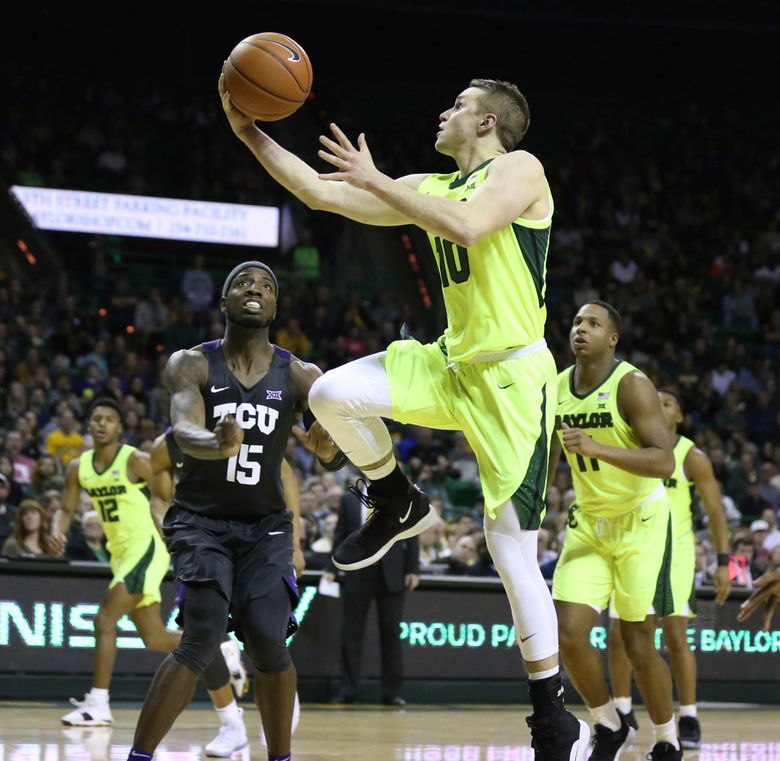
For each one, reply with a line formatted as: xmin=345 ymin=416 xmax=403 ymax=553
xmin=614 ymin=696 xmax=632 ymax=714
xmin=653 ymin=718 xmax=680 ymax=748
xmin=679 ymin=704 xmax=697 ymax=718
xmin=89 ymin=688 xmax=109 ymax=703
xmin=216 ymin=700 xmax=242 ymax=726
xmin=588 ymin=700 xmax=622 ymax=731
xmin=528 ymin=666 xmax=560 ymax=681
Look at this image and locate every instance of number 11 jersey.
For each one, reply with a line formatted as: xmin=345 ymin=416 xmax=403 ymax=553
xmin=174 ymin=339 xmax=295 ymax=520
xmin=554 ymin=359 xmax=663 ymax=518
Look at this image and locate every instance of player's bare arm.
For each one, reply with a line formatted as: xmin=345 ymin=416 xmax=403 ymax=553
xmin=129 ymin=449 xmax=167 ymax=532
xmin=281 ymin=458 xmax=305 ymax=578
xmin=165 ymin=348 xmax=244 ymax=460
xmin=219 ymin=71 xmax=420 ymax=226
xmin=49 ymin=458 xmax=82 ymax=554
xmin=546 ymin=435 xmax=563 ymax=491
xmin=128 ymin=450 xmax=155 ymax=485
xmin=562 ymin=372 xmax=674 ymax=478
xmin=685 ymin=446 xmax=732 ymax=604
xmin=319 ymin=125 xmax=547 ymax=246
xmin=738 ymin=567 xmax=780 ymax=631
xmin=149 ymin=433 xmax=172 ymax=474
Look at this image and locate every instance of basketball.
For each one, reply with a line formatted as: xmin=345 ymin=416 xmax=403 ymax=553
xmin=224 ymin=32 xmax=312 ymax=121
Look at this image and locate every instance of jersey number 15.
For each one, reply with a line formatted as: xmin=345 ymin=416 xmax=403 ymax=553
xmin=226 ymin=444 xmax=263 ymax=486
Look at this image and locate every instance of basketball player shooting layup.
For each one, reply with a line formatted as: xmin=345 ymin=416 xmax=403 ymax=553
xmin=221 ymin=72 xmax=589 ymax=760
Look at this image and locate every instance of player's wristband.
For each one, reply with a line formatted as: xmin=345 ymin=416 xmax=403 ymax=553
xmin=717 ymin=553 xmax=729 ymax=567
xmin=318 ymin=450 xmax=348 ymax=472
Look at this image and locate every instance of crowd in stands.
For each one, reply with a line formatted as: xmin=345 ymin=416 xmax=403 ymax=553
xmin=1 ymin=78 xmax=779 ymax=593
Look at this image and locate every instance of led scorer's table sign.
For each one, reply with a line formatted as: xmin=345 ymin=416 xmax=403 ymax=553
xmin=10 ymin=186 xmax=280 ymax=247
xmin=1 ymin=565 xmax=778 ymax=685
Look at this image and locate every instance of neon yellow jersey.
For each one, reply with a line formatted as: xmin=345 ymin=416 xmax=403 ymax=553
xmin=417 ymin=159 xmax=553 ymax=362
xmin=664 ymin=435 xmax=695 ymax=537
xmin=555 ymin=360 xmax=663 ymax=517
xmin=78 ymin=444 xmax=155 ymax=554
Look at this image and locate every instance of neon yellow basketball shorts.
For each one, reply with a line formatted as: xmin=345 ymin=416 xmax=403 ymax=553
xmin=109 ymin=533 xmax=170 ymax=608
xmin=553 ymin=489 xmax=674 ymax=622
xmin=386 ymin=337 xmax=557 ymax=527
xmin=669 ymin=528 xmax=696 ymax=618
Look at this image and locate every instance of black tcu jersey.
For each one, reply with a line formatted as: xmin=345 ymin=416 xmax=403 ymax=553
xmin=174 ymin=339 xmax=295 ymax=520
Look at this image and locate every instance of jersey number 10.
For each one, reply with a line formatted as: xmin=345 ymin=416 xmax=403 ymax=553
xmin=226 ymin=443 xmax=263 ymax=486
xmin=434 ymin=237 xmax=471 ymax=287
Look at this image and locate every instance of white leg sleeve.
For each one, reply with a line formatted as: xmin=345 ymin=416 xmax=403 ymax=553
xmin=308 ymin=352 xmax=395 ymax=469
xmin=484 ymin=502 xmax=560 ymax=664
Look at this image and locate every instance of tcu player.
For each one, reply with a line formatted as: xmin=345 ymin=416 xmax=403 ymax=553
xmin=126 ymin=261 xmax=344 ymax=761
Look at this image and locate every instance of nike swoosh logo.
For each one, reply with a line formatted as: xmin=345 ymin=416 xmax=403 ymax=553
xmin=399 ymin=501 xmax=413 ymax=524
xmin=498 ymin=383 xmax=515 ymax=389
xmin=211 ymin=385 xmax=230 ymax=393
xmin=175 ymin=462 xmax=184 ymax=469
xmin=268 ymin=531 xmax=285 ymax=536
xmin=519 ymin=633 xmax=535 ymax=642
xmin=267 ymin=40 xmax=301 ymax=62
xmin=641 ymin=517 xmax=652 ymax=522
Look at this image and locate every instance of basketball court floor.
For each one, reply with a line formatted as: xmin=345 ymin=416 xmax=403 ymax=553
xmin=1 ymin=703 xmax=778 ymax=760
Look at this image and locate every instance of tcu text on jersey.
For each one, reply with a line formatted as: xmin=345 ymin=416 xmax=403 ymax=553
xmin=213 ymin=402 xmax=280 ymax=434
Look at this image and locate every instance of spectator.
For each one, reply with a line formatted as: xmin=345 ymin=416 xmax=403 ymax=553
xmin=288 ymin=227 xmax=322 ymax=281
xmin=739 ymin=481 xmax=771 ymax=522
xmin=65 ymin=510 xmax=109 ymax=562
xmin=445 ymin=534 xmax=480 ymax=576
xmin=44 ymin=405 xmax=84 ymax=466
xmin=694 ymin=539 xmax=714 ymax=587
xmin=0 ymin=499 xmax=51 ymax=558
xmin=274 ymin=317 xmax=312 ymax=359
xmin=180 ymin=253 xmax=215 ymax=316
xmin=133 ymin=287 xmax=169 ymax=352
xmin=761 ymin=507 xmax=780 ymax=552
xmin=722 ymin=279 xmax=758 ymax=328
xmin=4 ymin=430 xmax=37 ymax=485
xmin=418 ymin=516 xmax=449 ymax=571
xmin=309 ymin=512 xmax=338 ymax=555
xmin=27 ymin=455 xmax=60 ymax=498
xmin=327 ymin=485 xmax=419 ymax=706
xmin=0 ymin=454 xmax=25 ymax=506
xmin=0 ymin=473 xmax=17 ymax=547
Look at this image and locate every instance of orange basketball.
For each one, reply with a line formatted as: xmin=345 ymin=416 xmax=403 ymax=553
xmin=224 ymin=32 xmax=313 ymax=121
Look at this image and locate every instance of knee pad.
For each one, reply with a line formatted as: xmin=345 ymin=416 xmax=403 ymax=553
xmin=173 ymin=626 xmax=224 ymax=675
xmin=248 ymin=637 xmax=291 ymax=674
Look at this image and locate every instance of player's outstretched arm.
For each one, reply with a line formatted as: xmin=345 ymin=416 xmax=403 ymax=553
xmin=319 ymin=127 xmax=548 ymax=247
xmin=561 ymin=372 xmax=674 ymax=478
xmin=49 ymin=459 xmax=81 ymax=555
xmin=219 ymin=71 xmax=419 ymax=227
xmin=686 ymin=447 xmax=732 ymax=604
xmin=737 ymin=567 xmax=780 ymax=631
xmin=164 ymin=349 xmax=244 ymax=460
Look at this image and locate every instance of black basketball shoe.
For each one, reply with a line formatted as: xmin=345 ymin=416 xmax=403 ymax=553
xmin=332 ymin=481 xmax=437 ymax=571
xmin=679 ymin=715 xmax=701 ymax=749
xmin=589 ymin=712 xmax=636 ymax=761
xmin=526 ymin=710 xmax=590 ymax=761
xmin=648 ymin=741 xmax=684 ymax=761
xmin=618 ymin=709 xmax=639 ymax=735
